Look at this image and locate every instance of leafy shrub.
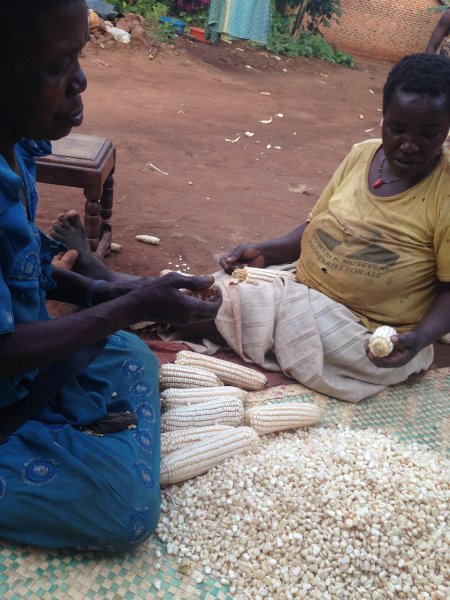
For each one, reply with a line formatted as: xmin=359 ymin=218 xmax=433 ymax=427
xmin=173 ymin=8 xmax=209 ymax=28
xmin=274 ymin=0 xmax=342 ymax=34
xmin=267 ymin=13 xmax=353 ymax=66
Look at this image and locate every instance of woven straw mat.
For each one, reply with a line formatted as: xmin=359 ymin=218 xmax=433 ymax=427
xmin=1 ymin=367 xmax=449 ymax=599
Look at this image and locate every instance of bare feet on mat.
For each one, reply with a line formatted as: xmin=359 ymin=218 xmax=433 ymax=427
xmin=49 ymin=210 xmax=95 ymax=273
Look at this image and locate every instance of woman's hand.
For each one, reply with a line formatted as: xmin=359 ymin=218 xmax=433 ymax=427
xmin=93 ymin=276 xmax=156 ymax=304
xmin=219 ymin=243 xmax=266 ymax=274
xmin=365 ymin=331 xmax=424 ymax=368
xmin=219 ymin=224 xmax=308 ymax=274
xmin=132 ymin=272 xmax=222 ymax=326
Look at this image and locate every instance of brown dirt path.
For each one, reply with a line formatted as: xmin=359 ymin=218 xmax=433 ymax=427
xmin=35 ymin=39 xmax=450 ymax=367
xmin=37 ymin=39 xmax=391 ymax=276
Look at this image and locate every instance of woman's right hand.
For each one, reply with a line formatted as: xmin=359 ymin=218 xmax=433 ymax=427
xmin=132 ymin=272 xmax=222 ymax=326
xmin=219 ymin=243 xmax=266 ymax=274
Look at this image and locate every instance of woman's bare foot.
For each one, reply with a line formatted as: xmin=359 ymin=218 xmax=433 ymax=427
xmin=49 ymin=210 xmax=98 ymax=274
xmin=49 ymin=210 xmax=133 ymax=282
xmin=51 ymin=249 xmax=78 ymax=271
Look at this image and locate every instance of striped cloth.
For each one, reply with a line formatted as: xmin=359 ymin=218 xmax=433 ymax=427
xmin=208 ymin=0 xmax=272 ymax=44
xmin=213 ymin=277 xmax=433 ymax=403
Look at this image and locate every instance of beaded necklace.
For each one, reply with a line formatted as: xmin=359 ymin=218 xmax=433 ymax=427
xmin=372 ymin=157 xmax=401 ymax=189
xmin=372 ymin=151 xmax=443 ymax=190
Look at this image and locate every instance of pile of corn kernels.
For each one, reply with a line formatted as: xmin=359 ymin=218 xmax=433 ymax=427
xmin=157 ymin=428 xmax=449 ymax=599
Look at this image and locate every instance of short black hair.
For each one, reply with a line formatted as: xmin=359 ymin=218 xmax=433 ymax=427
xmin=0 ymin=0 xmax=83 ymax=56
xmin=383 ymin=53 xmax=450 ymax=113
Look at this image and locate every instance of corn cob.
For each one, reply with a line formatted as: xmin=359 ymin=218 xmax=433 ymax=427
xmin=245 ymin=402 xmax=323 ymax=435
xmin=231 ymin=267 xmax=296 ymax=284
xmin=159 ymin=271 xmax=221 ymax=302
xmin=175 ymin=351 xmax=267 ymax=391
xmin=135 ymin=234 xmax=160 ymax=245
xmin=160 ymin=269 xmax=192 ymax=277
xmin=368 ymin=326 xmax=397 ymax=358
xmin=159 ymin=364 xmax=223 ymax=390
xmin=110 ymin=242 xmax=122 ymax=253
xmin=161 ymin=425 xmax=236 ymax=456
xmin=161 ymin=386 xmax=248 ymax=410
xmin=161 ymin=397 xmax=244 ymax=432
xmin=160 ymin=426 xmax=259 ymax=485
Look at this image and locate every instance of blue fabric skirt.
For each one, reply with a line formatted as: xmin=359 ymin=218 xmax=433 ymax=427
xmin=0 ymin=331 xmax=160 ymax=551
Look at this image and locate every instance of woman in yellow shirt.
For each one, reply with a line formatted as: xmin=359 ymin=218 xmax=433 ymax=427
xmin=216 ymin=53 xmax=450 ymax=401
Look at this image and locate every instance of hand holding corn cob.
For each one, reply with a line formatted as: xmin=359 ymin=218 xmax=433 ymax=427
xmin=132 ymin=272 xmax=222 ymax=327
xmin=368 ymin=326 xmax=397 ymax=358
xmin=366 ymin=326 xmax=424 ymax=369
xmin=219 ymin=243 xmax=267 ymax=274
xmin=232 ymin=266 xmax=296 ymax=284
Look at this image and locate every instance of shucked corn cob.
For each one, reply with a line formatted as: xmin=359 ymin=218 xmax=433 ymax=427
xmin=161 ymin=386 xmax=248 ymax=410
xmin=135 ymin=234 xmax=160 ymax=245
xmin=161 ymin=397 xmax=244 ymax=432
xmin=160 ymin=426 xmax=259 ymax=485
xmin=231 ymin=266 xmax=296 ymax=284
xmin=368 ymin=326 xmax=397 ymax=358
xmin=245 ymin=402 xmax=323 ymax=435
xmin=159 ymin=270 xmax=221 ymax=302
xmin=159 ymin=364 xmax=223 ymax=390
xmin=175 ymin=350 xmax=267 ymax=391
xmin=161 ymin=425 xmax=235 ymax=456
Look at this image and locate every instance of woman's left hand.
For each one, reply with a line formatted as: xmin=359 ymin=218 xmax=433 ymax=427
xmin=365 ymin=331 xmax=425 ymax=368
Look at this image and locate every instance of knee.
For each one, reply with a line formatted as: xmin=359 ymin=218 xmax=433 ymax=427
xmin=111 ymin=500 xmax=161 ymax=552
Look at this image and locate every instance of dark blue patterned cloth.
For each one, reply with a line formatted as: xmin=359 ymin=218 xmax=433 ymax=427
xmin=0 ymin=142 xmax=160 ymax=550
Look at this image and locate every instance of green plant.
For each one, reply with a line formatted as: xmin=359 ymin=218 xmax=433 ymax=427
xmin=124 ymin=0 xmax=170 ymax=21
xmin=274 ymin=0 xmax=341 ymax=35
xmin=266 ymin=13 xmax=352 ymax=66
xmin=428 ymin=4 xmax=449 ymax=14
xmin=112 ymin=0 xmax=176 ymax=41
xmin=174 ymin=8 xmax=209 ymax=28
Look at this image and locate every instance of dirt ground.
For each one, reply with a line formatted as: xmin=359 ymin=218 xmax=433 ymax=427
xmin=36 ymin=38 xmax=392 ymax=275
xmin=36 ymin=37 xmax=450 ymax=366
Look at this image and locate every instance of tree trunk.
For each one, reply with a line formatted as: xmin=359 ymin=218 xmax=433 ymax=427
xmin=290 ymin=0 xmax=310 ymax=38
xmin=275 ymin=0 xmax=290 ymax=15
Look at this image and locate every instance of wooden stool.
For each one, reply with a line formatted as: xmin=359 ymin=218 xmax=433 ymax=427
xmin=36 ymin=132 xmax=116 ymax=258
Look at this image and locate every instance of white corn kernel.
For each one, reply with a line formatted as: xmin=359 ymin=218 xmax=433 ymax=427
xmin=161 ymin=386 xmax=248 ymax=410
xmin=135 ymin=234 xmax=160 ymax=245
xmin=245 ymin=402 xmax=322 ymax=435
xmin=175 ymin=350 xmax=267 ymax=391
xmin=159 ymin=364 xmax=223 ymax=390
xmin=231 ymin=266 xmax=296 ymax=284
xmin=161 ymin=425 xmax=236 ymax=456
xmin=160 ymin=426 xmax=259 ymax=485
xmin=368 ymin=326 xmax=397 ymax=358
xmin=161 ymin=397 xmax=244 ymax=432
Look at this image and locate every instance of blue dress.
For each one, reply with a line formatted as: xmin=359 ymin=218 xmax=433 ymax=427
xmin=0 ymin=141 xmax=160 ymax=551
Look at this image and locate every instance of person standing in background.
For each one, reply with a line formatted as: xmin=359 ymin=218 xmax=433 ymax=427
xmin=426 ymin=8 xmax=450 ymax=56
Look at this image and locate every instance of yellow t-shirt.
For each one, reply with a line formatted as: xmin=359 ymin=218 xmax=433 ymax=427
xmin=296 ymin=140 xmax=450 ymax=332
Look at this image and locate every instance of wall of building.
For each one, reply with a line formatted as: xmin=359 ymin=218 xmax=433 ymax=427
xmin=321 ymin=0 xmax=444 ymax=62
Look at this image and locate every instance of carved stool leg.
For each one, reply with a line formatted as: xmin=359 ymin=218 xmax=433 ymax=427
xmin=99 ymin=171 xmax=114 ymax=238
xmin=84 ymin=195 xmax=101 ymax=252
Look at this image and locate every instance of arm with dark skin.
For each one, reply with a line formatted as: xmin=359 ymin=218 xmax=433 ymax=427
xmin=426 ymin=9 xmax=450 ymax=53
xmin=219 ymin=223 xmax=308 ymax=274
xmin=47 ymin=266 xmax=156 ymax=305
xmin=366 ymin=282 xmax=450 ymax=368
xmin=0 ymin=272 xmax=222 ymax=376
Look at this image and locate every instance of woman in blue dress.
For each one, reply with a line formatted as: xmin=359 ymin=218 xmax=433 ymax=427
xmin=0 ymin=0 xmax=221 ymax=551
